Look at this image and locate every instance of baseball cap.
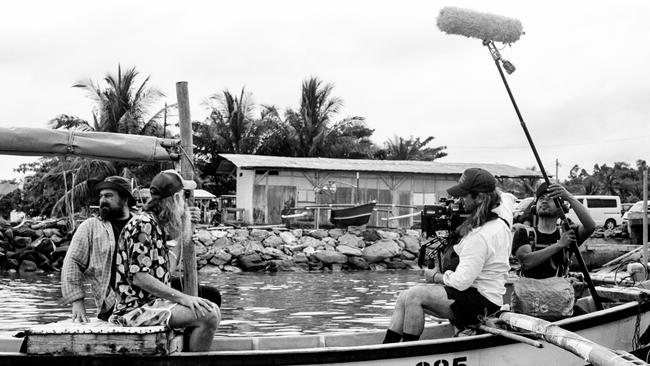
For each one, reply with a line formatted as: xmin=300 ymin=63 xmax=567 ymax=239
xmin=447 ymin=168 xmax=497 ymax=197
xmin=149 ymin=169 xmax=197 ymax=199
xmin=92 ymin=176 xmax=136 ymax=206
xmin=535 ymin=182 xmax=550 ymax=198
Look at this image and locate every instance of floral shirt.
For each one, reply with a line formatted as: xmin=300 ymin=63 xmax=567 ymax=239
xmin=113 ymin=212 xmax=170 ymax=315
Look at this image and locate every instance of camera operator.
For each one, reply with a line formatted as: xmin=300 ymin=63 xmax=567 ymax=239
xmin=383 ymin=168 xmax=512 ymax=342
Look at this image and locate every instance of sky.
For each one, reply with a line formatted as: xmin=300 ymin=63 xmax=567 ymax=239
xmin=1 ymin=0 xmax=649 ymax=182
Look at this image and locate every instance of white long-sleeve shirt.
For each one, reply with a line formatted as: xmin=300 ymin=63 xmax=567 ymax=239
xmin=442 ymin=218 xmax=512 ymax=305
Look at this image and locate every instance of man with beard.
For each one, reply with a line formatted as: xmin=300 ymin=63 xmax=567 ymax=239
xmin=61 ymin=176 xmax=136 ymax=322
xmin=512 ymin=182 xmax=595 ymax=278
xmin=109 ymin=170 xmax=220 ymax=352
xmin=383 ymin=168 xmax=512 ymax=342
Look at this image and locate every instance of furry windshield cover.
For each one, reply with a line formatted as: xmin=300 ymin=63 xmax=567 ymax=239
xmin=437 ymin=6 xmax=524 ymax=44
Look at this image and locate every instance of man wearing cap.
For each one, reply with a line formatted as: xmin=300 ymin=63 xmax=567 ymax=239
xmin=110 ymin=169 xmax=220 ymax=352
xmin=512 ymin=183 xmax=595 ymax=279
xmin=61 ymin=176 xmax=136 ymax=323
xmin=384 ymin=168 xmax=512 ymax=342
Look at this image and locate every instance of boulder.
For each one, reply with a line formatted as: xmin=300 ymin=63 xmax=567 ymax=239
xmin=369 ymin=262 xmax=388 ymax=271
xmin=223 ymin=265 xmax=243 ymax=273
xmin=209 ymin=249 xmax=232 ymax=266
xmin=194 ymin=243 xmax=208 ymax=257
xmin=322 ymin=237 xmax=337 ymax=247
xmin=211 ymin=230 xmax=228 ymax=239
xmin=308 ymin=229 xmax=329 ymax=239
xmin=298 ymin=236 xmax=321 ymax=248
xmin=13 ymin=236 xmax=32 ymax=248
xmin=237 ymin=253 xmax=267 ymax=271
xmin=262 ymin=247 xmax=286 ymax=259
xmin=401 ymin=251 xmax=417 ymax=260
xmin=52 ymin=245 xmax=69 ymax=261
xmin=5 ymin=258 xmax=19 ymax=271
xmin=198 ymin=265 xmax=222 ymax=275
xmin=312 ymin=250 xmax=348 ymax=265
xmin=268 ymin=259 xmax=299 ymax=271
xmin=400 ymin=236 xmax=420 ymax=254
xmin=328 ymin=228 xmax=344 ymax=239
xmin=4 ymin=229 xmax=13 ymax=244
xmin=290 ymin=229 xmax=303 ymax=238
xmin=348 ymin=256 xmax=370 ymax=270
xmin=233 ymin=229 xmax=249 ymax=238
xmin=19 ymin=259 xmax=38 ymax=272
xmin=243 ymin=240 xmax=264 ymax=254
xmin=386 ymin=259 xmax=409 ymax=269
xmin=212 ymin=237 xmax=232 ymax=249
xmin=43 ymin=228 xmax=61 ymax=237
xmin=336 ymin=245 xmax=363 ymax=257
xmin=14 ymin=227 xmax=38 ymax=239
xmin=362 ymin=229 xmax=382 ymax=242
xmin=405 ymin=229 xmax=420 ymax=237
xmin=402 ymin=260 xmax=420 ymax=270
xmin=293 ymin=252 xmax=309 ymax=263
xmin=362 ymin=239 xmax=401 ymax=263
xmin=279 ymin=231 xmax=297 ymax=245
xmin=302 ymin=246 xmax=316 ymax=256
xmin=377 ymin=230 xmax=400 ymax=241
xmin=33 ymin=238 xmax=55 ymax=256
xmin=338 ymin=233 xmax=364 ymax=248
xmin=250 ymin=229 xmax=271 ymax=241
xmin=50 ymin=235 xmax=63 ymax=245
xmin=263 ymin=235 xmax=285 ymax=248
xmin=347 ymin=225 xmax=365 ymax=235
xmin=227 ymin=243 xmax=245 ymax=257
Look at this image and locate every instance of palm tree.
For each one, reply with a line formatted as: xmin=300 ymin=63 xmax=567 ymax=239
xmin=381 ymin=135 xmax=447 ymax=161
xmin=283 ymin=77 xmax=368 ymax=157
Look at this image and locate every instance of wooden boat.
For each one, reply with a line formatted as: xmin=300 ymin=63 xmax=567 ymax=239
xmin=329 ymin=202 xmax=377 ymax=227
xmin=1 ymin=285 xmax=650 ymax=365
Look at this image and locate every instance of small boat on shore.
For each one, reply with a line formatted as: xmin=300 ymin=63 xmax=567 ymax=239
xmin=329 ymin=201 xmax=377 ymax=227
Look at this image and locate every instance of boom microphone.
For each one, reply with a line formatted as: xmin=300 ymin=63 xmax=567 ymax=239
xmin=436 ymin=7 xmax=523 ymax=44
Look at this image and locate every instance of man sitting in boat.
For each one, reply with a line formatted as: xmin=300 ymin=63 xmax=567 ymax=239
xmin=61 ymin=176 xmax=137 ymax=323
xmin=512 ymin=182 xmax=595 ymax=279
xmin=109 ymin=170 xmax=220 ymax=352
xmin=384 ymin=168 xmax=512 ymax=342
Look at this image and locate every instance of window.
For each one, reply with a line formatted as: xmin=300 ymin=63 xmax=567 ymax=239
xmin=298 ymin=190 xmax=316 ymax=203
xmin=586 ymin=198 xmax=617 ymax=208
xmin=413 ymin=193 xmax=437 ymax=206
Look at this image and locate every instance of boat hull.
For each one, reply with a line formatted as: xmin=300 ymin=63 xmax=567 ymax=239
xmin=329 ymin=202 xmax=376 ymax=227
xmin=2 ymin=299 xmax=650 ymax=366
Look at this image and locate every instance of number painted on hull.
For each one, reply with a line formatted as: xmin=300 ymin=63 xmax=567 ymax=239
xmin=416 ymin=356 xmax=468 ymax=366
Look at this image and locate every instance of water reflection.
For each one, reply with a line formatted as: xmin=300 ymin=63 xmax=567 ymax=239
xmin=0 ymin=271 xmax=426 ymax=336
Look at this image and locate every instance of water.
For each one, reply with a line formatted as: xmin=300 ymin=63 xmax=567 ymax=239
xmin=0 ymin=271 xmax=426 ymax=336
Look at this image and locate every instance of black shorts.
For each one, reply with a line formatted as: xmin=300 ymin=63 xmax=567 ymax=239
xmin=444 ymin=286 xmax=500 ymax=329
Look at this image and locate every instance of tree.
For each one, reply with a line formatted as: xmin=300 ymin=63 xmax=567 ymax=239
xmin=378 ymin=135 xmax=447 ymax=161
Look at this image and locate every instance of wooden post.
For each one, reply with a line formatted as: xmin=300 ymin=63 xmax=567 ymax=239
xmin=643 ymin=168 xmax=648 ymax=278
xmin=176 ymin=81 xmax=198 ymax=297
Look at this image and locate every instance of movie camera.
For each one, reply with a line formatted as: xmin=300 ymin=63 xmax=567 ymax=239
xmin=417 ymin=198 xmax=469 ymax=269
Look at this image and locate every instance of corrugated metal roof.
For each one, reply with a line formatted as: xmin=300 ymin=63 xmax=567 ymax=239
xmin=219 ymin=154 xmax=542 ymax=178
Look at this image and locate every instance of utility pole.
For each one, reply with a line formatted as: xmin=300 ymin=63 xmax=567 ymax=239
xmin=555 ymin=158 xmax=560 ymax=184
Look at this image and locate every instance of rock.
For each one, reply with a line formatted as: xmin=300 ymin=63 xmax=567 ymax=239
xmin=19 ymin=259 xmax=38 ymax=272
xmin=279 ymin=231 xmax=297 ymax=245
xmin=338 ymin=233 xmax=364 ymax=248
xmin=336 ymin=245 xmax=363 ymax=257
xmin=195 ymin=230 xmax=214 ymax=245
xmin=211 ymin=230 xmax=228 ymax=239
xmin=52 ymin=245 xmax=69 ymax=261
xmin=268 ymin=259 xmax=299 ymax=271
xmin=33 ymin=238 xmax=55 ymax=256
xmin=369 ymin=262 xmax=388 ymax=271
xmin=233 ymin=229 xmax=249 ymax=238
xmin=290 ymin=229 xmax=303 ymax=238
xmin=237 ymin=253 xmax=267 ymax=271
xmin=0 ymin=231 xmax=3 ymax=240
xmin=250 ymin=229 xmax=271 ymax=241
xmin=322 ymin=237 xmax=337 ymax=247
xmin=348 ymin=256 xmax=370 ymax=270
xmin=328 ymin=228 xmax=344 ymax=239
xmin=262 ymin=247 xmax=286 ymax=259
xmin=302 ymin=246 xmax=316 ymax=256
xmin=263 ymin=235 xmax=285 ymax=248
xmin=386 ymin=259 xmax=409 ymax=269
xmin=293 ymin=252 xmax=309 ymax=263
xmin=194 ymin=243 xmax=208 ymax=257
xmin=298 ymin=236 xmax=321 ymax=248
xmin=209 ymin=249 xmax=232 ymax=266
xmin=405 ymin=229 xmax=420 ymax=237
xmin=323 ymin=244 xmax=336 ymax=252
xmin=213 ymin=237 xmax=232 ymax=249
xmin=401 ymin=251 xmax=416 ymax=260
xmin=400 ymin=236 xmax=420 ymax=254
xmin=50 ymin=235 xmax=63 ymax=245
xmin=5 ymin=258 xmax=19 ymax=270
xmin=362 ymin=229 xmax=382 ymax=242
xmin=4 ymin=229 xmax=13 ymax=243
xmin=362 ymin=239 xmax=401 ymax=263
xmin=14 ymin=227 xmax=38 ymax=239
xmin=223 ymin=265 xmax=242 ymax=273
xmin=243 ymin=240 xmax=264 ymax=254
xmin=347 ymin=225 xmax=366 ymax=235
xmin=198 ymin=265 xmax=222 ymax=275
xmin=227 ymin=243 xmax=245 ymax=257
xmin=308 ymin=229 xmax=329 ymax=239
xmin=312 ymin=250 xmax=348 ymax=265
xmin=13 ymin=236 xmax=32 ymax=248
xmin=34 ymin=230 xmax=44 ymax=238
xmin=402 ymin=260 xmax=420 ymax=270
xmin=331 ymin=263 xmax=343 ymax=272
xmin=197 ymin=259 xmax=208 ymax=266
xmin=377 ymin=230 xmax=400 ymax=240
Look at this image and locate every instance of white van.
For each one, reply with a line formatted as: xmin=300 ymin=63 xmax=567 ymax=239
xmin=565 ymin=195 xmax=622 ymax=230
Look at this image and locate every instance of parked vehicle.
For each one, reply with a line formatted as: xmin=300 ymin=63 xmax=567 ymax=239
xmin=512 ymin=196 xmax=534 ymax=225
xmin=622 ymin=200 xmax=649 ymax=226
xmin=566 ymin=195 xmax=622 ymax=230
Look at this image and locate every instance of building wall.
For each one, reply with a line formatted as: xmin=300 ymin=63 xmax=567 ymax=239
xmin=235 ymin=169 xmax=459 ymax=227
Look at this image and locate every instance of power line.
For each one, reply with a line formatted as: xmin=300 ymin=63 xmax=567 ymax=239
xmin=449 ymin=135 xmax=650 ymax=150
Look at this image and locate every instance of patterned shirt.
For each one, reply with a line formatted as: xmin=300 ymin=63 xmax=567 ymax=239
xmin=61 ymin=217 xmax=117 ymax=314
xmin=113 ymin=212 xmax=171 ymax=315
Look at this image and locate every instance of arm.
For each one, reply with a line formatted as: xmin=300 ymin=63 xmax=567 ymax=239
xmin=441 ymin=235 xmax=489 ymax=291
xmin=132 ymin=272 xmax=216 ymax=318
xmin=515 ymin=232 xmax=575 ymax=270
xmin=61 ymin=220 xmax=92 ymax=322
xmin=547 ymin=184 xmax=596 ymax=243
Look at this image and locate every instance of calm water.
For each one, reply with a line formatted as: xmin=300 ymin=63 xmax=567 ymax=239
xmin=0 ymin=271 xmax=426 ymax=336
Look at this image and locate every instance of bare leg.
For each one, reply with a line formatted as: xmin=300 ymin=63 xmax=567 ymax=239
xmin=403 ymin=285 xmax=454 ymax=336
xmin=169 ymin=304 xmax=221 ymax=351
xmin=387 ymin=291 xmax=408 ymax=334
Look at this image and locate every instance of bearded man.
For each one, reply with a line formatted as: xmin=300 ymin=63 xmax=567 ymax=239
xmin=109 ymin=170 xmax=220 ymax=352
xmin=61 ymin=176 xmax=136 ymax=322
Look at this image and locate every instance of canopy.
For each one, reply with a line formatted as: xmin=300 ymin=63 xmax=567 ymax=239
xmin=0 ymin=127 xmax=179 ymax=162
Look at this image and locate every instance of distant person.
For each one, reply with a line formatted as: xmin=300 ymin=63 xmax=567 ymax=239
xmin=61 ymin=176 xmax=136 ymax=322
xmin=383 ymin=168 xmax=512 ymax=342
xmin=109 ymin=170 xmax=220 ymax=352
xmin=512 ymin=183 xmax=596 ymax=278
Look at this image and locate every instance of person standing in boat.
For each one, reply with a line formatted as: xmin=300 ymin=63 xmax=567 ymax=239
xmin=109 ymin=169 xmax=220 ymax=352
xmin=384 ymin=168 xmax=512 ymax=342
xmin=61 ymin=176 xmax=137 ymax=323
xmin=512 ymin=182 xmax=595 ymax=279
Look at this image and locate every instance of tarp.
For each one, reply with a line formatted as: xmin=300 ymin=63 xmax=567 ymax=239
xmin=0 ymin=127 xmax=178 ymax=162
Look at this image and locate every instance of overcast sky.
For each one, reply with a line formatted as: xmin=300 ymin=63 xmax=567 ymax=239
xmin=1 ymin=0 xmax=649 ymax=182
